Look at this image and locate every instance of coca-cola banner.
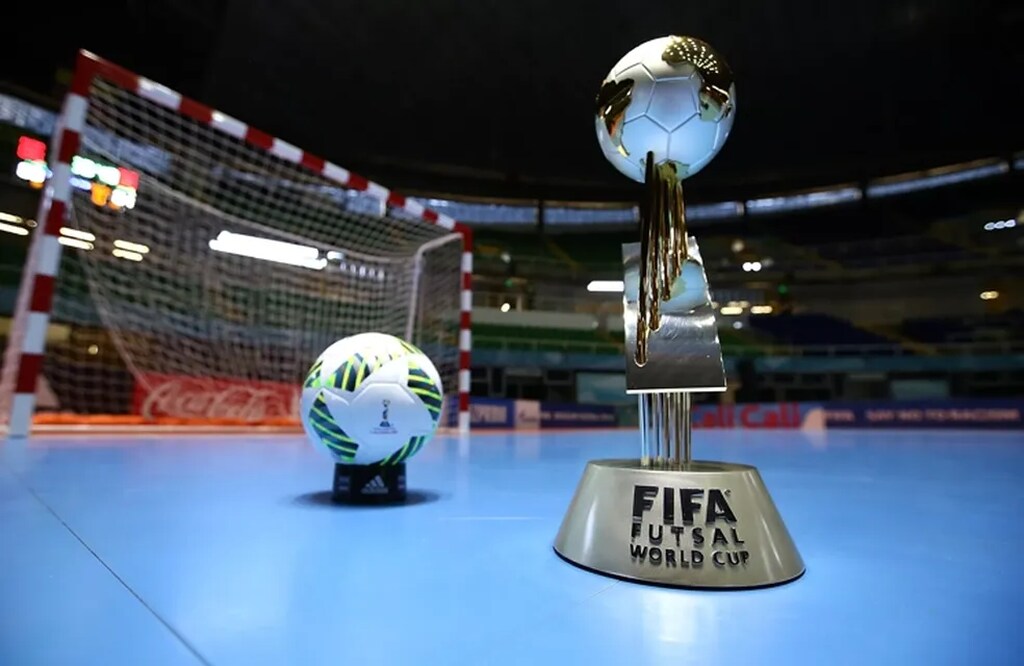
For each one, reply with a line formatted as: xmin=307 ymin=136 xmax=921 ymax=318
xmin=692 ymin=403 xmax=819 ymax=429
xmin=133 ymin=373 xmax=301 ymax=423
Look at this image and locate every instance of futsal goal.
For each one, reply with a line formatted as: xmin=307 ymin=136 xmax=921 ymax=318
xmin=0 ymin=50 xmax=473 ymax=436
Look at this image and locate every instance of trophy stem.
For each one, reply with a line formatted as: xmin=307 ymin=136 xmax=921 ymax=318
xmin=638 ymin=390 xmax=693 ymax=469
xmin=667 ymin=393 xmax=677 ymax=466
xmin=652 ymin=393 xmax=663 ymax=465
xmin=670 ymin=392 xmax=681 ymax=467
xmin=681 ymin=391 xmax=692 ymax=466
xmin=657 ymin=393 xmax=667 ymax=466
xmin=638 ymin=394 xmax=650 ymax=466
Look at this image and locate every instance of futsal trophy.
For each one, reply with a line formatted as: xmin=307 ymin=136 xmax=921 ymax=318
xmin=554 ymin=36 xmax=804 ymax=588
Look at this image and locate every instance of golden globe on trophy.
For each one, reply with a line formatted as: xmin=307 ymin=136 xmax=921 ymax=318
xmin=554 ymin=36 xmax=804 ymax=588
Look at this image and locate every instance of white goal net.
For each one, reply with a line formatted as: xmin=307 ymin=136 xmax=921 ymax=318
xmin=0 ymin=54 xmax=469 ymax=433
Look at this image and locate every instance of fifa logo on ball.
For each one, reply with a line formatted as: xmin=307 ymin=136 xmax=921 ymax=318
xmin=380 ymin=400 xmax=392 ymax=428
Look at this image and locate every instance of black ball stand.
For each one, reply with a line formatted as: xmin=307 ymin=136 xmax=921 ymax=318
xmin=332 ymin=462 xmax=407 ymax=504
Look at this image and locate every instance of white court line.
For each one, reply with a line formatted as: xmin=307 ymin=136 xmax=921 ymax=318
xmin=439 ymin=516 xmax=542 ymax=522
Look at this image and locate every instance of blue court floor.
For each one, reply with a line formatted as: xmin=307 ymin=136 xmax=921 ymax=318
xmin=2 ymin=427 xmax=1023 ymax=665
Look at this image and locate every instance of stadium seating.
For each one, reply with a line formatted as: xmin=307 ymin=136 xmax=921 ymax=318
xmin=473 ymin=320 xmax=776 ymax=358
xmin=716 ymin=325 xmax=774 ymax=355
xmin=749 ymin=312 xmax=892 ymax=348
xmin=472 ymin=323 xmax=620 ymax=354
xmin=814 ymin=236 xmax=969 ymax=268
xmin=902 ymin=312 xmax=1024 ymax=345
xmin=474 ymin=230 xmax=633 ymax=279
xmin=545 ymin=232 xmax=633 ymax=268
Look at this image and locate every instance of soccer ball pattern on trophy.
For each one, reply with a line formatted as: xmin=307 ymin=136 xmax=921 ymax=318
xmin=595 ymin=35 xmax=736 ymax=183
xmin=300 ymin=332 xmax=444 ymax=466
xmin=595 ymin=35 xmax=736 ymax=366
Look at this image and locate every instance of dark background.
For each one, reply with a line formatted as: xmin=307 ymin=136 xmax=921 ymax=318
xmin=2 ymin=0 xmax=1021 ymax=201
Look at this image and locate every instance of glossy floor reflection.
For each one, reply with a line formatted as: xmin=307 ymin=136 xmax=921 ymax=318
xmin=2 ymin=428 xmax=1023 ymax=665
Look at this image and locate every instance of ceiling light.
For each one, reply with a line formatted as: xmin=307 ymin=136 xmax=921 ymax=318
xmin=587 ymin=280 xmax=624 ymax=293
xmin=0 ymin=222 xmax=29 ymax=236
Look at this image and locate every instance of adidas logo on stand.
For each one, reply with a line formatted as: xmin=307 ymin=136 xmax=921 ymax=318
xmin=362 ymin=475 xmax=389 ymax=495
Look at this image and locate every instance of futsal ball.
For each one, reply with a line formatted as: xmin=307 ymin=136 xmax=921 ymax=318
xmin=595 ymin=35 xmax=736 ymax=183
xmin=300 ymin=332 xmax=444 ymax=466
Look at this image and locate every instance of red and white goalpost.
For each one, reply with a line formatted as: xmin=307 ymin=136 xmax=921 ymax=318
xmin=0 ymin=50 xmax=473 ymax=436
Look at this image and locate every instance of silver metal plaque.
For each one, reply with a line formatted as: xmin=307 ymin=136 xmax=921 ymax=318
xmin=622 ymin=239 xmax=727 ymax=393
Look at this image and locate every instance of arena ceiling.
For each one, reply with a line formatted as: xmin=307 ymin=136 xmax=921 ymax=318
xmin=3 ymin=0 xmax=1022 ymax=202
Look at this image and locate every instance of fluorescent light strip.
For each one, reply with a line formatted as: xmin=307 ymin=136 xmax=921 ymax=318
xmin=0 ymin=212 xmax=24 ymax=224
xmin=544 ymin=206 xmax=637 ymax=225
xmin=58 ymin=237 xmax=93 ymax=250
xmin=209 ymin=231 xmax=326 ymax=270
xmin=112 ymin=248 xmax=144 ymax=262
xmin=746 ymin=187 xmax=862 ymax=214
xmin=719 ymin=306 xmax=744 ymax=315
xmin=114 ymin=239 xmax=150 ymax=253
xmin=587 ymin=280 xmax=624 ymax=293
xmin=867 ymin=162 xmax=1009 ymax=198
xmin=687 ymin=201 xmax=744 ymax=220
xmin=0 ymin=222 xmax=29 ymax=236
xmin=60 ymin=227 xmax=96 ymax=242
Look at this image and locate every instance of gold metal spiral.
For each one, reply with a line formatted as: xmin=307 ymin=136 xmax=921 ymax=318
xmin=635 ymin=151 xmax=688 ymax=367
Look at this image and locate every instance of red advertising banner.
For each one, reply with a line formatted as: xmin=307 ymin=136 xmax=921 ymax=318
xmin=692 ymin=403 xmax=810 ymax=429
xmin=133 ymin=373 xmax=301 ymax=424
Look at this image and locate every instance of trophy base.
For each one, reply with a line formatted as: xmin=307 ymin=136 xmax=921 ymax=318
xmin=553 ymin=459 xmax=804 ymax=589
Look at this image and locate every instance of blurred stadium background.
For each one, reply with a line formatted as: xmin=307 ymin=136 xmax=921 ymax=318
xmin=0 ymin=0 xmax=1021 ymax=431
